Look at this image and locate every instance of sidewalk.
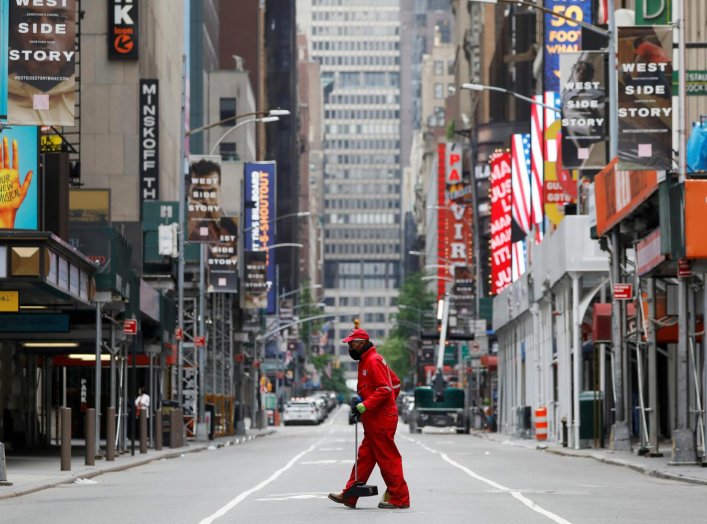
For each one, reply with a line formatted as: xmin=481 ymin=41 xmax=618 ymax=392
xmin=471 ymin=429 xmax=707 ymax=486
xmin=0 ymin=427 xmax=275 ymax=500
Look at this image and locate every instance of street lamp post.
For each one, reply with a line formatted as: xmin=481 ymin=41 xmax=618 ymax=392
xmin=176 ymin=103 xmax=289 ymax=429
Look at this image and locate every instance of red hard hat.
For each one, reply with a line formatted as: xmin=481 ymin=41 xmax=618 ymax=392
xmin=342 ymin=328 xmax=370 ymax=343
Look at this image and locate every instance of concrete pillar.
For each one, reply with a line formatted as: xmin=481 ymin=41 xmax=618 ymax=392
xmin=60 ymin=407 xmax=71 ymax=471
xmin=85 ymin=408 xmax=95 ymax=466
xmin=169 ymin=409 xmax=182 ymax=448
xmin=139 ymin=410 xmax=148 ymax=454
xmin=105 ymin=407 xmax=116 ymax=461
xmin=0 ymin=442 xmax=12 ymax=486
xmin=154 ymin=409 xmax=163 ymax=450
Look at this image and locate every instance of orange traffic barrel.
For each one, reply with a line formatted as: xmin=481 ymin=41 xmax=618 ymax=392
xmin=535 ymin=407 xmax=548 ymax=441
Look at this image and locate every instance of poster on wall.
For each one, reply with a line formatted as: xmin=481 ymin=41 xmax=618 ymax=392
xmin=560 ymin=52 xmax=607 ymax=169
xmin=187 ymin=155 xmax=222 ymax=243
xmin=543 ymin=0 xmax=592 ymax=93
xmin=244 ymin=162 xmax=277 ymax=314
xmin=617 ymin=26 xmax=673 ymax=171
xmin=489 ymin=151 xmax=512 ymax=295
xmin=207 ymin=216 xmax=238 ymax=293
xmin=8 ymin=0 xmax=76 ymax=126
xmin=0 ymin=126 xmax=38 ymax=230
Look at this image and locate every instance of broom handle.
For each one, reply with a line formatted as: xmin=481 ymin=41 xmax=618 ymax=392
xmin=354 ymin=420 xmax=358 ymax=481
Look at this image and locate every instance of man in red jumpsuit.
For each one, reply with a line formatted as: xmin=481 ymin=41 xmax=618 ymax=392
xmin=328 ymin=327 xmax=410 ymax=509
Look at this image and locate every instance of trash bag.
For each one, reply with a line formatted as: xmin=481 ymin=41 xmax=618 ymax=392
xmin=687 ymin=123 xmax=707 ymax=172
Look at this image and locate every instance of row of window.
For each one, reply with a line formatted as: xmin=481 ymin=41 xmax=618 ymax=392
xmin=313 ymin=40 xmax=400 ymax=52
xmin=338 ymin=295 xmax=392 ymax=307
xmin=312 ymin=25 xmax=400 ymax=37
xmin=325 ymin=123 xmax=399 ymax=135
xmin=324 ymin=198 xmax=400 ymax=210
xmin=338 ymin=328 xmax=386 ymax=340
xmin=328 ymin=212 xmax=399 ymax=225
xmin=312 ymin=10 xmax=399 ymax=22
xmin=324 ymin=153 xmax=400 ymax=165
xmin=325 ymin=109 xmax=400 ymax=120
xmin=324 ymin=183 xmax=400 ymax=195
xmin=434 ymin=83 xmax=456 ymax=99
xmin=325 ymin=167 xmax=399 ymax=179
xmin=335 ymin=277 xmax=398 ymax=290
xmin=336 ymin=261 xmax=398 ymax=276
xmin=434 ymin=59 xmax=455 ymax=76
xmin=314 ymin=0 xmax=399 ymax=6
xmin=319 ymin=55 xmax=400 ymax=67
xmin=327 ymin=93 xmax=398 ymax=105
xmin=324 ymin=139 xmax=400 ymax=151
xmin=337 ymin=72 xmax=400 ymax=88
xmin=325 ymin=228 xmax=400 ymax=241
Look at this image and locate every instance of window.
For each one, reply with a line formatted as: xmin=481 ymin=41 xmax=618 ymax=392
xmin=219 ymin=97 xmax=236 ymax=126
xmin=434 ymin=60 xmax=444 ymax=75
xmin=219 ymin=143 xmax=238 ymax=162
xmin=434 ymin=83 xmax=444 ymax=99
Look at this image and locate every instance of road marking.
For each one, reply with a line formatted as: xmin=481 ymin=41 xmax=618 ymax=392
xmin=403 ymin=436 xmax=573 ymax=524
xmin=198 ymin=433 xmax=330 ymax=524
xmin=256 ymin=492 xmax=329 ymax=502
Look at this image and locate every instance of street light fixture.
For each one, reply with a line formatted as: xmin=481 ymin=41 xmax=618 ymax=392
xmin=209 ymin=116 xmax=280 ymax=155
xmin=461 ymin=83 xmax=560 ymax=113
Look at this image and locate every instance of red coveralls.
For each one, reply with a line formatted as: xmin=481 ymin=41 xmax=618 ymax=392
xmin=343 ymin=346 xmax=410 ymax=507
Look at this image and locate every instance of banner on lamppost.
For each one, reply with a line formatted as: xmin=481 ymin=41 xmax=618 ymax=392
xmin=560 ymin=52 xmax=607 ymax=169
xmin=242 ymin=250 xmax=268 ymax=310
xmin=617 ymin=26 xmax=673 ymax=171
xmin=244 ymin=162 xmax=277 ymax=314
xmin=207 ymin=216 xmax=238 ymax=293
xmin=8 ymin=0 xmax=76 ymax=126
xmin=489 ymin=151 xmax=512 ymax=295
xmin=0 ymin=126 xmax=39 ymax=230
xmin=187 ymin=155 xmax=222 ymax=243
xmin=543 ymin=0 xmax=592 ymax=93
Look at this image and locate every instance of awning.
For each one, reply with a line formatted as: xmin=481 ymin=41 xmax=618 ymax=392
xmin=480 ymin=355 xmax=497 ymax=370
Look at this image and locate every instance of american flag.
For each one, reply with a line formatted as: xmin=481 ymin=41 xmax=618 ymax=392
xmin=530 ymin=95 xmax=544 ymax=242
xmin=511 ymin=133 xmax=532 ymax=235
xmin=544 ymin=91 xmax=561 ymax=163
xmin=512 ymin=241 xmax=526 ymax=282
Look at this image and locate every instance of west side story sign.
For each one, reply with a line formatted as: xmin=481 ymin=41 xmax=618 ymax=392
xmin=140 ymin=80 xmax=159 ymax=203
xmin=109 ymin=0 xmax=138 ymax=59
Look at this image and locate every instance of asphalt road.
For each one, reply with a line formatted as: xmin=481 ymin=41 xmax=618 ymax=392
xmin=2 ymin=405 xmax=707 ymax=523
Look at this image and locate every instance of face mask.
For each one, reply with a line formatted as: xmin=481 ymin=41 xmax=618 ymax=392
xmin=348 ymin=347 xmax=361 ymax=361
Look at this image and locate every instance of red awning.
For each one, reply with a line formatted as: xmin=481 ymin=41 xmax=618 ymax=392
xmin=480 ymin=355 xmax=497 ymax=370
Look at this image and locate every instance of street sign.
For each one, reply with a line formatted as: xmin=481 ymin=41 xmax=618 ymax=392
xmin=123 ymin=319 xmax=137 ymax=335
xmin=613 ymin=283 xmax=633 ymax=300
xmin=678 ymin=258 xmax=692 ymax=278
xmin=194 ymin=336 xmax=206 ymax=347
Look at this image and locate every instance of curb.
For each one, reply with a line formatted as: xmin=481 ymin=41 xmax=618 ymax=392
xmin=470 ymin=430 xmax=707 ymax=487
xmin=0 ymin=432 xmax=273 ymax=500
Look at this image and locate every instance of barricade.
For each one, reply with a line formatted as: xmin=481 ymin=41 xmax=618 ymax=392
xmin=535 ymin=406 xmax=548 ymax=441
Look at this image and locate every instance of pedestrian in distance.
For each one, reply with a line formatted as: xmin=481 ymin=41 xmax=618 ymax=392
xmin=328 ymin=327 xmax=411 ymax=509
xmin=135 ymin=387 xmax=150 ymax=418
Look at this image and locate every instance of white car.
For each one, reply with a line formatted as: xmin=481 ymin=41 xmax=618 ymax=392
xmin=283 ymin=399 xmax=320 ymax=425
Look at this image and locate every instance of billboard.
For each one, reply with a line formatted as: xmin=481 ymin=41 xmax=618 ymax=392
xmin=0 ymin=127 xmax=39 ymax=230
xmin=187 ymin=155 xmax=221 ymax=243
xmin=543 ymin=0 xmax=592 ymax=92
xmin=242 ymin=250 xmax=268 ymax=310
xmin=8 ymin=0 xmax=76 ymax=126
xmin=244 ymin=162 xmax=276 ymax=313
xmin=560 ymin=52 xmax=607 ymax=169
xmin=437 ymin=143 xmax=473 ymax=299
xmin=617 ymin=26 xmax=673 ymax=171
xmin=489 ymin=151 xmax=512 ymax=295
xmin=109 ymin=0 xmax=139 ymax=60
xmin=0 ymin=1 xmax=8 ymax=121
xmin=207 ymin=216 xmax=238 ymax=293
xmin=140 ymin=80 xmax=159 ymax=203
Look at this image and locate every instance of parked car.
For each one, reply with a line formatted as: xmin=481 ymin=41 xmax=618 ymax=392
xmin=398 ymin=394 xmax=414 ymax=423
xmin=283 ymin=398 xmax=320 ymax=426
xmin=313 ymin=395 xmax=328 ymax=422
